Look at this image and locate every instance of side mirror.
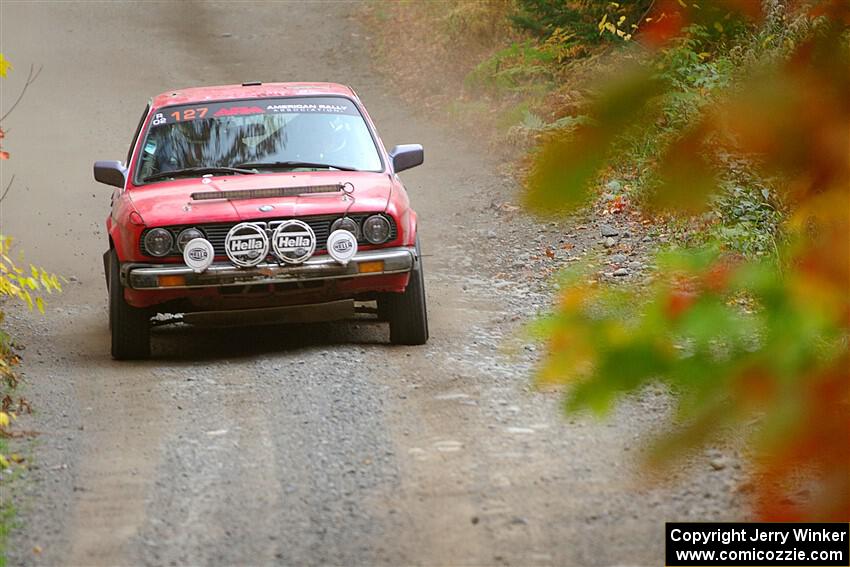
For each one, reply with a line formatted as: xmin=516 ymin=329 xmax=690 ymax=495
xmin=389 ymin=144 xmax=424 ymax=173
xmin=93 ymin=160 xmax=128 ymax=188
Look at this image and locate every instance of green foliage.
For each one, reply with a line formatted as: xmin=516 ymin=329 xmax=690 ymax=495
xmin=526 ymin=68 xmax=668 ymax=214
xmin=468 ymin=1 xmax=658 ymax=96
xmin=604 ymin=23 xmax=782 ymax=253
xmin=0 ymin=345 xmax=15 ymax=567
xmin=510 ymin=0 xmax=596 ymax=39
xmin=0 ymin=478 xmax=13 ymax=567
xmin=536 ymin=248 xmax=846 ymax=445
xmin=466 ymin=40 xmax=558 ymax=95
xmin=658 ymin=26 xmax=735 ymax=122
xmin=712 ymin=170 xmax=785 ymax=259
xmin=0 ymin=236 xmax=62 ymax=314
xmin=512 ymin=0 xmax=652 ymax=42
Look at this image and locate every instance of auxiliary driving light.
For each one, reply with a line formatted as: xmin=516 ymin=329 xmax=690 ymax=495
xmin=327 ymin=229 xmax=358 ymax=265
xmin=182 ymin=238 xmax=215 ymax=273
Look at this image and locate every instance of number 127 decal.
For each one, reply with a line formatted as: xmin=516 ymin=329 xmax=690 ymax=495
xmin=170 ymin=107 xmax=209 ymax=122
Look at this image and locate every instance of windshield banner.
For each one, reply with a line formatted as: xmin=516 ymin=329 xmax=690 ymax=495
xmin=151 ymin=97 xmax=359 ymax=126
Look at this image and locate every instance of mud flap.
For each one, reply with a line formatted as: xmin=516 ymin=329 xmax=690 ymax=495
xmin=103 ymin=250 xmax=111 ymax=291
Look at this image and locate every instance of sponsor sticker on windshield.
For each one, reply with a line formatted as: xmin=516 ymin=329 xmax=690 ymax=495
xmin=266 ymin=103 xmax=350 ymax=114
xmin=156 ymin=97 xmax=359 ymax=124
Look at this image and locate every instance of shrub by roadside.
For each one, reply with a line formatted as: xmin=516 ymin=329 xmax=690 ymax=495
xmin=0 ymin=54 xmax=62 ymax=566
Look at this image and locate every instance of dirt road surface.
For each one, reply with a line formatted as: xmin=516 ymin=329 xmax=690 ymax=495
xmin=1 ymin=2 xmax=745 ymax=565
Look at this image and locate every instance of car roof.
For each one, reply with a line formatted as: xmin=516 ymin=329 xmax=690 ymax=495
xmin=150 ymin=82 xmax=358 ymax=109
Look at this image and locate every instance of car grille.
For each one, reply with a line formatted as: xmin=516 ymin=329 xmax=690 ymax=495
xmin=140 ymin=213 xmax=397 ymax=258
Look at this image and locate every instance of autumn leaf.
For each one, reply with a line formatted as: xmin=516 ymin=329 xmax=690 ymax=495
xmin=0 ymin=53 xmax=11 ymax=78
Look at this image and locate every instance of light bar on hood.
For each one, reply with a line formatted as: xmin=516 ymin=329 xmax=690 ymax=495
xmin=190 ymin=184 xmax=345 ymax=201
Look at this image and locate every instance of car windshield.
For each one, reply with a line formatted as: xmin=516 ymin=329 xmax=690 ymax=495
xmin=134 ymin=96 xmax=383 ymax=184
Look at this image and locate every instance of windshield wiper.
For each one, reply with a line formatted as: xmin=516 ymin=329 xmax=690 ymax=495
xmin=143 ymin=166 xmax=257 ymax=183
xmin=236 ymin=160 xmax=359 ymax=172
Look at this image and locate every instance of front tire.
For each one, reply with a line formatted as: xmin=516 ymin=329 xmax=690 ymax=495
xmin=108 ymin=249 xmax=150 ymax=359
xmin=382 ymin=239 xmax=429 ymax=345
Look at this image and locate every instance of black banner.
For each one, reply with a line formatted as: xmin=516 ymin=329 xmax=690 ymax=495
xmin=666 ymin=522 xmax=849 ymax=566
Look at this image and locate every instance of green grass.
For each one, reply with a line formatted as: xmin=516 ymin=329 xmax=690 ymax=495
xmin=0 ymin=504 xmax=14 ymax=567
xmin=0 ymin=438 xmax=14 ymax=567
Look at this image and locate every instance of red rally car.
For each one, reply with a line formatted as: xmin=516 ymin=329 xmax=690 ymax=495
xmin=94 ymin=82 xmax=428 ymax=359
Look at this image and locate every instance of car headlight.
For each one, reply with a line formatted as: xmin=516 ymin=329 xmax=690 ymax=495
xmin=330 ymin=217 xmax=361 ymax=239
xmin=144 ymin=228 xmax=174 ymax=257
xmin=362 ymin=215 xmax=391 ymax=244
xmin=176 ymin=227 xmax=204 ymax=252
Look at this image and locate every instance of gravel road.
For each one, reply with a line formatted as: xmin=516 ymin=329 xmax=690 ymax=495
xmin=1 ymin=2 xmax=746 ymax=565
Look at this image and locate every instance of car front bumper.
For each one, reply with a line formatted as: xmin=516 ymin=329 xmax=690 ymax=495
xmin=122 ymin=246 xmax=416 ymax=290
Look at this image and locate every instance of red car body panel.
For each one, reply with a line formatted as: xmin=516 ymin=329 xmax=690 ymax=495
xmin=149 ymin=82 xmax=362 ymax=110
xmin=106 ymin=82 xmax=418 ymax=310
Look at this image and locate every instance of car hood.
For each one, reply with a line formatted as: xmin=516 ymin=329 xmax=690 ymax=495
xmin=127 ymin=171 xmax=393 ymax=227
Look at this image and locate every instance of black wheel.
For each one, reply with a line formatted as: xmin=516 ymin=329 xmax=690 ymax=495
xmin=382 ymin=238 xmax=429 ymax=345
xmin=108 ymin=249 xmax=150 ymax=359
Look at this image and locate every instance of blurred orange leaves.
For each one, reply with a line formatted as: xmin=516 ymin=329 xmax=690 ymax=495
xmin=527 ymin=0 xmax=849 ymax=520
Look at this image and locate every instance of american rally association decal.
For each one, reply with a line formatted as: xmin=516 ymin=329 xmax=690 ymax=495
xmin=266 ymin=103 xmax=349 ymax=114
xmin=271 ymin=220 xmax=316 ymax=264
xmin=225 ymin=223 xmax=270 ymax=267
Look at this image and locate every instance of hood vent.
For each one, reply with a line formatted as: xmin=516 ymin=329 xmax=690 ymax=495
xmin=191 ymin=184 xmax=344 ymax=201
